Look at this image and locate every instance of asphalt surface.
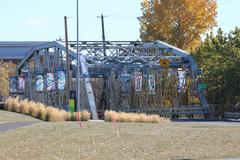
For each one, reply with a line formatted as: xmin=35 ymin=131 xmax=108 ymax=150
xmin=0 ymin=121 xmax=39 ymax=133
xmin=173 ymin=119 xmax=240 ymax=127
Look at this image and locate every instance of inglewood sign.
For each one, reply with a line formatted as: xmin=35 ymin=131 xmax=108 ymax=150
xmin=118 ymin=47 xmax=174 ymax=56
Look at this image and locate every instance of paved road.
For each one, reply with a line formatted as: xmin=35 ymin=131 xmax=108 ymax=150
xmin=173 ymin=119 xmax=240 ymax=127
xmin=0 ymin=121 xmax=39 ymax=133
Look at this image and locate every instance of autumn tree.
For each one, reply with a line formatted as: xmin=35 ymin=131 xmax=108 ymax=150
xmin=139 ymin=0 xmax=217 ymax=51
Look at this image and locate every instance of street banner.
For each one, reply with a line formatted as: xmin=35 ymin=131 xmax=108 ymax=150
xmin=134 ymin=72 xmax=143 ymax=92
xmin=148 ymin=70 xmax=156 ymax=94
xmin=46 ymin=73 xmax=55 ymax=91
xmin=18 ymin=76 xmax=25 ymax=93
xmin=57 ymin=70 xmax=66 ymax=90
xmin=36 ymin=75 xmax=44 ymax=92
xmin=9 ymin=77 xmax=17 ymax=94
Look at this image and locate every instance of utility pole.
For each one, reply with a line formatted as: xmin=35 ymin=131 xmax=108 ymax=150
xmin=100 ymin=14 xmax=106 ymax=56
xmin=64 ymin=16 xmax=70 ymax=110
xmin=76 ymin=0 xmax=81 ymax=111
xmin=98 ymin=14 xmax=108 ymax=111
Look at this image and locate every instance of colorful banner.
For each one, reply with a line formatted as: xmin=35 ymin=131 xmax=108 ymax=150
xmin=57 ymin=70 xmax=66 ymax=90
xmin=46 ymin=73 xmax=55 ymax=91
xmin=120 ymin=73 xmax=130 ymax=93
xmin=177 ymin=70 xmax=186 ymax=93
xmin=148 ymin=70 xmax=156 ymax=94
xmin=18 ymin=76 xmax=25 ymax=93
xmin=36 ymin=75 xmax=44 ymax=92
xmin=134 ymin=72 xmax=143 ymax=92
xmin=9 ymin=77 xmax=17 ymax=94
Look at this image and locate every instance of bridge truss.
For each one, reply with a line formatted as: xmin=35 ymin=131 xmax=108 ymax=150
xmin=15 ymin=40 xmax=213 ymax=119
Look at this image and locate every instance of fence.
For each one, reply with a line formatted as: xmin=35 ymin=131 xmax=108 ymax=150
xmin=224 ymin=112 xmax=240 ymax=119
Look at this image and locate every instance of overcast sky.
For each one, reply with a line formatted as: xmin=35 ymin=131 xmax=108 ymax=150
xmin=0 ymin=0 xmax=239 ymax=41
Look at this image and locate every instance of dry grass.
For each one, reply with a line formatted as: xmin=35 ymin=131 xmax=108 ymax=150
xmin=37 ymin=103 xmax=47 ymax=121
xmin=1 ymin=120 xmax=240 ymax=160
xmin=20 ymin=99 xmax=30 ymax=115
xmin=81 ymin=110 xmax=91 ymax=121
xmin=66 ymin=111 xmax=91 ymax=121
xmin=104 ymin=110 xmax=170 ymax=123
xmin=45 ymin=107 xmax=66 ymax=122
xmin=69 ymin=112 xmax=77 ymax=121
xmin=29 ymin=101 xmax=40 ymax=118
xmin=4 ymin=97 xmax=12 ymax=111
xmin=11 ymin=97 xmax=20 ymax=113
xmin=3 ymin=97 xmax=91 ymax=122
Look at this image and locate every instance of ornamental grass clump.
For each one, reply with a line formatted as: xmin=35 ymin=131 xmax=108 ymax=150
xmin=81 ymin=110 xmax=91 ymax=121
xmin=45 ymin=107 xmax=66 ymax=122
xmin=29 ymin=101 xmax=40 ymax=118
xmin=11 ymin=97 xmax=20 ymax=113
xmin=4 ymin=97 xmax=13 ymax=111
xmin=37 ymin=103 xmax=47 ymax=121
xmin=104 ymin=110 xmax=170 ymax=123
xmin=20 ymin=99 xmax=30 ymax=115
xmin=3 ymin=97 xmax=91 ymax=122
xmin=104 ymin=110 xmax=118 ymax=122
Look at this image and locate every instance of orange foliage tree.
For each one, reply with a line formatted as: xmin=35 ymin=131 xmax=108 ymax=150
xmin=139 ymin=0 xmax=217 ymax=51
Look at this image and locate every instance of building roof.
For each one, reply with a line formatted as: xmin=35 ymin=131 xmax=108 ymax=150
xmin=0 ymin=41 xmax=49 ymax=60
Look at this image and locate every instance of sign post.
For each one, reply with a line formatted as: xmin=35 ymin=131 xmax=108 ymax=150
xmin=198 ymin=83 xmax=207 ymax=91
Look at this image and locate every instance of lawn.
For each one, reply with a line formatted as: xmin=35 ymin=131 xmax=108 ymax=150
xmin=0 ymin=110 xmax=41 ymax=122
xmin=0 ymin=111 xmax=240 ymax=160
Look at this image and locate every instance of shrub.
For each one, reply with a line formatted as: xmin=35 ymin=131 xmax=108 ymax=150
xmin=11 ymin=97 xmax=20 ymax=112
xmin=4 ymin=97 xmax=13 ymax=111
xmin=4 ymin=97 xmax=21 ymax=112
xmin=104 ymin=110 xmax=170 ymax=123
xmin=45 ymin=107 xmax=66 ymax=122
xmin=20 ymin=99 xmax=30 ymax=115
xmin=104 ymin=110 xmax=118 ymax=122
xmin=66 ymin=111 xmax=91 ymax=121
xmin=81 ymin=110 xmax=91 ymax=121
xmin=69 ymin=112 xmax=77 ymax=121
xmin=29 ymin=101 xmax=39 ymax=118
xmin=37 ymin=103 xmax=47 ymax=121
xmin=60 ymin=109 xmax=69 ymax=121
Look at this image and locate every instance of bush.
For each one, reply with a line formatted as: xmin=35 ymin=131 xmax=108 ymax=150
xmin=104 ymin=110 xmax=118 ymax=122
xmin=69 ymin=112 xmax=77 ymax=121
xmin=20 ymin=99 xmax=30 ymax=115
xmin=11 ymin=97 xmax=20 ymax=112
xmin=81 ymin=110 xmax=91 ymax=121
xmin=45 ymin=107 xmax=66 ymax=122
xmin=4 ymin=97 xmax=13 ymax=111
xmin=4 ymin=97 xmax=21 ymax=112
xmin=104 ymin=110 xmax=170 ymax=123
xmin=66 ymin=111 xmax=91 ymax=121
xmin=29 ymin=101 xmax=39 ymax=118
xmin=37 ymin=103 xmax=47 ymax=121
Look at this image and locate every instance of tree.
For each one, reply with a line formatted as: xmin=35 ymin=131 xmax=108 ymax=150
xmin=0 ymin=62 xmax=9 ymax=98
xmin=0 ymin=61 xmax=16 ymax=99
xmin=194 ymin=28 xmax=240 ymax=112
xmin=139 ymin=0 xmax=217 ymax=51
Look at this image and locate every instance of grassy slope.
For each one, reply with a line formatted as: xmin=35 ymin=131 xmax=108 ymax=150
xmin=0 ymin=110 xmax=41 ymax=122
xmin=0 ymin=121 xmax=240 ymax=160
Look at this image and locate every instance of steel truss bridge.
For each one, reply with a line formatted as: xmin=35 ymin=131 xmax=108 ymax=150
xmin=16 ymin=40 xmax=213 ymax=119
